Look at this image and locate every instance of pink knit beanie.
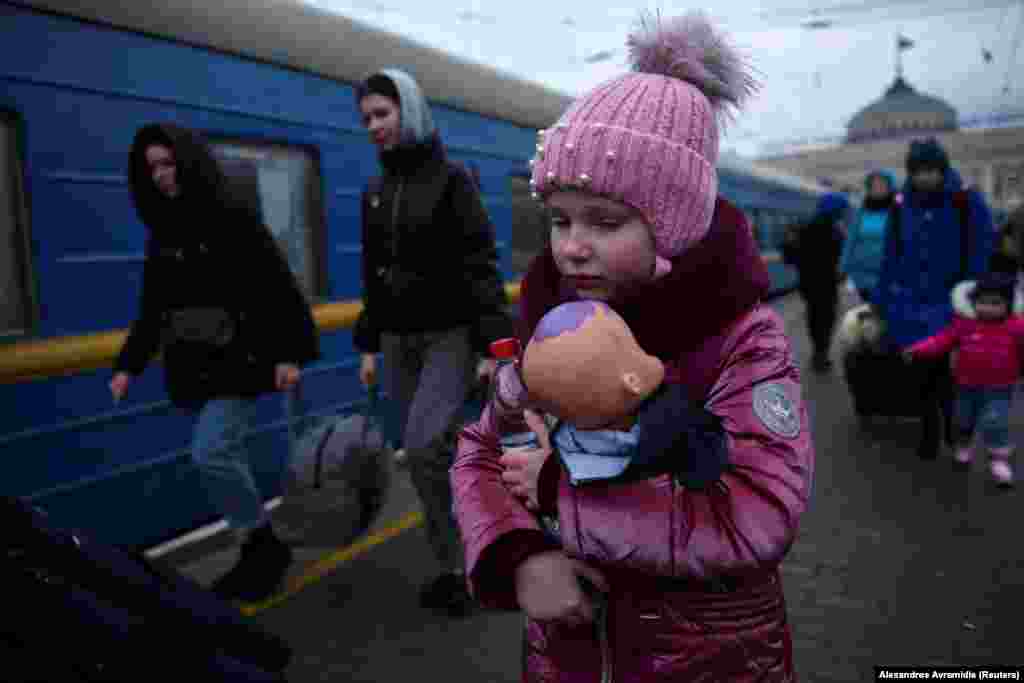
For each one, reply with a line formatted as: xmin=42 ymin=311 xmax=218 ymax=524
xmin=530 ymin=12 xmax=758 ymax=277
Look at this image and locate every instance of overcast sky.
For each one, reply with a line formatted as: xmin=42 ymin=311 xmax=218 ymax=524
xmin=309 ymin=0 xmax=1024 ymax=158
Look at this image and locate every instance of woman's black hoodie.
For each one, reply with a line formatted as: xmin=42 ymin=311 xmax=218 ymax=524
xmin=115 ymin=124 xmax=319 ymax=409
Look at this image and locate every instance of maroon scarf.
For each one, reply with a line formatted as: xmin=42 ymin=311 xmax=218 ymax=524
xmin=519 ymin=197 xmax=771 ymax=398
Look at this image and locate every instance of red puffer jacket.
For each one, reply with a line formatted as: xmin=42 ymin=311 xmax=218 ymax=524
xmin=907 ymin=315 xmax=1024 ymax=387
xmin=453 ymin=304 xmax=812 ymax=682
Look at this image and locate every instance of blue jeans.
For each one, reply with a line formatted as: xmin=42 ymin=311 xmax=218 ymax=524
xmin=191 ymin=398 xmax=267 ymax=534
xmin=954 ymin=386 xmax=1013 ymax=449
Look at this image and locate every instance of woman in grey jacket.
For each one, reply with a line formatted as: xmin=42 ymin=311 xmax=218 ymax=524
xmin=353 ymin=69 xmax=514 ymax=616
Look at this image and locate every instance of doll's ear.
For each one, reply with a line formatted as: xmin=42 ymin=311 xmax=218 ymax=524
xmin=622 ymin=372 xmax=645 ymax=396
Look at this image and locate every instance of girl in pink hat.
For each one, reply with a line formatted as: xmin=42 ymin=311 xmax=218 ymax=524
xmin=452 ymin=11 xmax=813 ymax=681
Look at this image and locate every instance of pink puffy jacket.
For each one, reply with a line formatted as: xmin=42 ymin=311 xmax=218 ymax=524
xmin=452 ymin=304 xmax=814 ymax=682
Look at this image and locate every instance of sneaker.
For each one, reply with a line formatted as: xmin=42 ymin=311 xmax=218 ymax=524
xmin=211 ymin=523 xmax=293 ymax=603
xmin=990 ymin=460 xmax=1014 ymax=487
xmin=393 ymin=448 xmax=408 ymax=467
xmin=419 ymin=572 xmax=473 ymax=617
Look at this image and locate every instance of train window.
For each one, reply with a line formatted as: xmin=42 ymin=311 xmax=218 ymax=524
xmin=210 ymin=140 xmax=325 ymax=302
xmin=508 ymin=175 xmax=549 ymax=276
xmin=0 ymin=113 xmax=33 ymax=339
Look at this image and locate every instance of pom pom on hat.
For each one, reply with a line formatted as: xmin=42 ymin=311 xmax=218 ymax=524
xmin=627 ymin=11 xmax=759 ymax=123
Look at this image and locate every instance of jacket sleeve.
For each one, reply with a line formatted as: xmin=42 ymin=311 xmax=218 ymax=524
xmin=113 ymin=248 xmax=164 ymax=376
xmin=448 ymin=167 xmax=516 ymax=353
xmin=450 ymin=398 xmax=560 ymax=610
xmin=966 ymin=189 xmax=996 ymax=280
xmin=1006 ymin=315 xmax=1024 ymax=341
xmin=354 ymin=188 xmax=381 ymax=354
xmin=243 ymin=217 xmax=320 ymax=366
xmin=672 ymin=307 xmax=814 ymax=577
xmin=872 ymin=205 xmax=901 ymax=308
xmin=906 ymin=322 xmax=960 ymax=359
xmin=839 ymin=212 xmax=862 ymax=274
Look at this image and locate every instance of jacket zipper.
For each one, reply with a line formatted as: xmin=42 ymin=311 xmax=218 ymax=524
xmin=594 ymin=591 xmax=612 ymax=683
xmin=390 ymin=178 xmax=405 ymax=283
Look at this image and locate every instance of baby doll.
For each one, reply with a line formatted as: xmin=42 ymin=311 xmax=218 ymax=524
xmin=492 ymin=299 xmax=727 ymax=489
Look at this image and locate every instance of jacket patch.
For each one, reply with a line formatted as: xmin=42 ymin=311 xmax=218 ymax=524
xmin=753 ymin=382 xmax=800 ymax=439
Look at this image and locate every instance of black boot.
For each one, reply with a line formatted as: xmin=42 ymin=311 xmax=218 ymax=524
xmin=211 ymin=523 xmax=293 ymax=603
xmin=917 ymin=405 xmax=941 ymax=461
xmin=419 ymin=572 xmax=473 ymax=617
xmin=811 ymin=352 xmax=833 ymax=373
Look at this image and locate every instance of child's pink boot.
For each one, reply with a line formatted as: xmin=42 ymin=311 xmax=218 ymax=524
xmin=989 ymin=447 xmax=1015 ymax=487
xmin=953 ymin=446 xmax=974 ymax=467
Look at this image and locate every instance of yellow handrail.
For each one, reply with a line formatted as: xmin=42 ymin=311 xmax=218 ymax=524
xmin=0 ymin=281 xmax=523 ymax=385
xmin=0 ymin=252 xmax=790 ymax=385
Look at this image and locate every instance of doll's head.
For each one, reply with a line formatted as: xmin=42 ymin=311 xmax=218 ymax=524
xmin=521 ymin=301 xmax=665 ymax=429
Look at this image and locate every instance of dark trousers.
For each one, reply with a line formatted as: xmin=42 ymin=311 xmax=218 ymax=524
xmin=799 ymin=281 xmax=839 ymax=358
xmin=918 ymin=357 xmax=956 ymax=455
xmin=380 ymin=327 xmax=474 ymax=573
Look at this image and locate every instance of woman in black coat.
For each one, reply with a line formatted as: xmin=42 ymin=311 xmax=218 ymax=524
xmin=353 ymin=69 xmax=514 ymax=616
xmin=111 ymin=124 xmax=319 ymax=602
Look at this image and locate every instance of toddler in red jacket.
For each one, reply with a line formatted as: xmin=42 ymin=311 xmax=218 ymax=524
xmin=903 ymin=271 xmax=1022 ymax=485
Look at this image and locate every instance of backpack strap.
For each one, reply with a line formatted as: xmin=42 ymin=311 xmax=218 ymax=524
xmin=884 ymin=194 xmax=904 ymax=266
xmin=885 ymin=192 xmax=971 ymax=282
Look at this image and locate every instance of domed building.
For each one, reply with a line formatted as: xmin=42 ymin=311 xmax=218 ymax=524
xmin=760 ymin=68 xmax=1024 ymax=217
xmin=845 ymin=75 xmax=958 ymax=144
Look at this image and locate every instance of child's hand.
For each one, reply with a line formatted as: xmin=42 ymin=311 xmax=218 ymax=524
xmin=514 ymin=550 xmax=609 ymax=625
xmin=499 ymin=410 xmax=551 ymax=511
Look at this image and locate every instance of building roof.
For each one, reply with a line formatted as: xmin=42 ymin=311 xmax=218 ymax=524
xmin=19 ymin=0 xmax=573 ymax=130
xmin=846 ymin=76 xmax=958 ymax=144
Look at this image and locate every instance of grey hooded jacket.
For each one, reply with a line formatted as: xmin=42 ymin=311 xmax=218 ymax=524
xmin=353 ymin=69 xmax=513 ymax=354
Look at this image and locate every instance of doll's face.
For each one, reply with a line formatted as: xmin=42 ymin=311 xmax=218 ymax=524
xmin=522 ymin=301 xmax=665 ymax=429
xmin=546 ymin=191 xmax=657 ymax=302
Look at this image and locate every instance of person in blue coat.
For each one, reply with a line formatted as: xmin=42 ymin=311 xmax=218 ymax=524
xmin=873 ymin=138 xmax=996 ymax=460
xmin=840 ymin=170 xmax=896 ymax=303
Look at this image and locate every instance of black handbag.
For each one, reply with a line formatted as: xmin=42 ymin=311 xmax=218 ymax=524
xmin=164 ymin=307 xmax=238 ymax=348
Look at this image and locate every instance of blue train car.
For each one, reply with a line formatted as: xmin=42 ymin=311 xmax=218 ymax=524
xmin=718 ymin=155 xmax=827 ymax=294
xmin=0 ymin=0 xmax=823 ymax=552
xmin=0 ymin=0 xmax=569 ymax=550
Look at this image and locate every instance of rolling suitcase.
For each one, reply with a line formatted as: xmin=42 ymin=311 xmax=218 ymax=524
xmin=843 ymin=345 xmax=932 ymax=419
xmin=2 ymin=495 xmax=291 ymax=682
